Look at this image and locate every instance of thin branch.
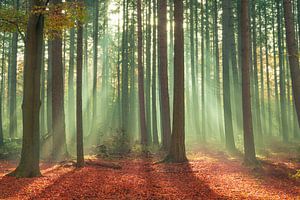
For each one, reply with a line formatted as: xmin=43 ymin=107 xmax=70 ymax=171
xmin=0 ymin=18 xmax=26 ymax=42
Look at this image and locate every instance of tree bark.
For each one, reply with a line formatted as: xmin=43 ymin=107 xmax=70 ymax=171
xmin=158 ymin=0 xmax=171 ymax=150
xmin=165 ymin=0 xmax=187 ymax=163
xmin=9 ymin=0 xmax=45 ymax=177
xmin=241 ymin=0 xmax=257 ymax=165
xmin=76 ymin=0 xmax=84 ymax=168
xmin=283 ymin=0 xmax=300 ymax=131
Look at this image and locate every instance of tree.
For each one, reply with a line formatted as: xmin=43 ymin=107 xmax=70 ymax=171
xmin=76 ymin=0 xmax=84 ymax=168
xmin=165 ymin=0 xmax=187 ymax=163
xmin=158 ymin=0 xmax=171 ymax=150
xmin=152 ymin=0 xmax=159 ymax=145
xmin=241 ymin=0 xmax=257 ymax=165
xmin=51 ymin=0 xmax=67 ymax=161
xmin=9 ymin=0 xmax=19 ymax=139
xmin=137 ymin=0 xmax=147 ymax=146
xmin=283 ymin=0 xmax=300 ymax=130
xmin=222 ymin=0 xmax=236 ymax=152
xmin=92 ymin=0 xmax=99 ymax=134
xmin=9 ymin=0 xmax=46 ymax=178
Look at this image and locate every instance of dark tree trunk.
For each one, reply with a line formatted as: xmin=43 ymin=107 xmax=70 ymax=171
xmin=8 ymin=0 xmax=45 ymax=178
xmin=277 ymin=0 xmax=288 ymax=141
xmin=283 ymin=0 xmax=300 ymax=131
xmin=51 ymin=0 xmax=67 ymax=161
xmin=76 ymin=0 xmax=84 ymax=168
xmin=222 ymin=0 xmax=236 ymax=152
xmin=158 ymin=0 xmax=171 ymax=150
xmin=241 ymin=0 xmax=257 ymax=165
xmin=152 ymin=0 xmax=159 ymax=145
xmin=137 ymin=0 xmax=148 ymax=146
xmin=165 ymin=0 xmax=187 ymax=163
xmin=251 ymin=0 xmax=263 ymax=147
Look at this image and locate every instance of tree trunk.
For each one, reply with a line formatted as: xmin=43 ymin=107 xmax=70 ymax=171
xmin=222 ymin=0 xmax=236 ymax=152
xmin=92 ymin=0 xmax=99 ymax=134
xmin=76 ymin=0 xmax=84 ymax=168
xmin=51 ymin=0 xmax=67 ymax=161
xmin=9 ymin=0 xmax=45 ymax=177
xmin=165 ymin=0 xmax=187 ymax=163
xmin=158 ymin=0 xmax=171 ymax=150
xmin=152 ymin=0 xmax=159 ymax=146
xmin=241 ymin=0 xmax=257 ymax=165
xmin=277 ymin=0 xmax=288 ymax=142
xmin=283 ymin=0 xmax=300 ymax=132
xmin=68 ymin=28 xmax=75 ymax=139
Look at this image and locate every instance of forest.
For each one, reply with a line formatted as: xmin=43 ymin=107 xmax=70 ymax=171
xmin=0 ymin=0 xmax=300 ymax=199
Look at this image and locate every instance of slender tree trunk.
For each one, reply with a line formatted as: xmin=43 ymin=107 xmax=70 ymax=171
xmin=190 ymin=0 xmax=201 ymax=138
xmin=283 ymin=0 xmax=300 ymax=131
xmin=222 ymin=0 xmax=236 ymax=152
xmin=277 ymin=0 xmax=288 ymax=141
xmin=241 ymin=0 xmax=257 ymax=165
xmin=47 ymin=40 xmax=52 ymax=135
xmin=9 ymin=0 xmax=45 ymax=177
xmin=92 ymin=0 xmax=99 ymax=134
xmin=152 ymin=0 xmax=159 ymax=145
xmin=158 ymin=0 xmax=171 ymax=150
xmin=9 ymin=0 xmax=19 ymax=139
xmin=51 ymin=0 xmax=67 ymax=161
xmin=76 ymin=0 xmax=84 ymax=168
xmin=213 ymin=0 xmax=224 ymax=142
xmin=252 ymin=0 xmax=263 ymax=147
xmin=137 ymin=0 xmax=148 ymax=146
xmin=145 ymin=0 xmax=152 ymax=145
xmin=68 ymin=28 xmax=75 ymax=139
xmin=264 ymin=3 xmax=272 ymax=135
xmin=0 ymin=33 xmax=5 ymax=146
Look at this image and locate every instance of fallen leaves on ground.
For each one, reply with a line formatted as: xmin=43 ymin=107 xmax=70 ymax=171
xmin=0 ymin=150 xmax=299 ymax=200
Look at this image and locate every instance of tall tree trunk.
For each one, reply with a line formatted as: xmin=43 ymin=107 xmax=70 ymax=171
xmin=92 ymin=0 xmax=99 ymax=133
xmin=47 ymin=40 xmax=52 ymax=135
xmin=152 ymin=0 xmax=159 ymax=146
xmin=9 ymin=0 xmax=19 ymax=139
xmin=213 ymin=0 xmax=224 ymax=142
xmin=190 ymin=0 xmax=201 ymax=139
xmin=68 ymin=28 xmax=75 ymax=139
xmin=145 ymin=0 xmax=152 ymax=145
xmin=158 ymin=0 xmax=171 ymax=150
xmin=76 ymin=0 xmax=84 ymax=168
xmin=264 ymin=3 xmax=272 ymax=135
xmin=9 ymin=0 xmax=45 ymax=177
xmin=0 ymin=33 xmax=5 ymax=146
xmin=222 ymin=0 xmax=236 ymax=152
xmin=165 ymin=0 xmax=187 ymax=163
xmin=283 ymin=0 xmax=300 ymax=131
xmin=241 ymin=0 xmax=257 ymax=165
xmin=252 ymin=0 xmax=263 ymax=147
xmin=277 ymin=0 xmax=288 ymax=142
xmin=51 ymin=0 xmax=67 ymax=161
xmin=137 ymin=0 xmax=148 ymax=146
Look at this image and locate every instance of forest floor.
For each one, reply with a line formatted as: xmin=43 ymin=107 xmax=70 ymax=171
xmin=0 ymin=146 xmax=299 ymax=200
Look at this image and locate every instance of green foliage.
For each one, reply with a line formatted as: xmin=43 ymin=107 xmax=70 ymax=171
xmin=0 ymin=7 xmax=27 ymax=33
xmin=0 ymin=2 xmax=87 ymax=39
xmin=43 ymin=2 xmax=87 ymax=39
